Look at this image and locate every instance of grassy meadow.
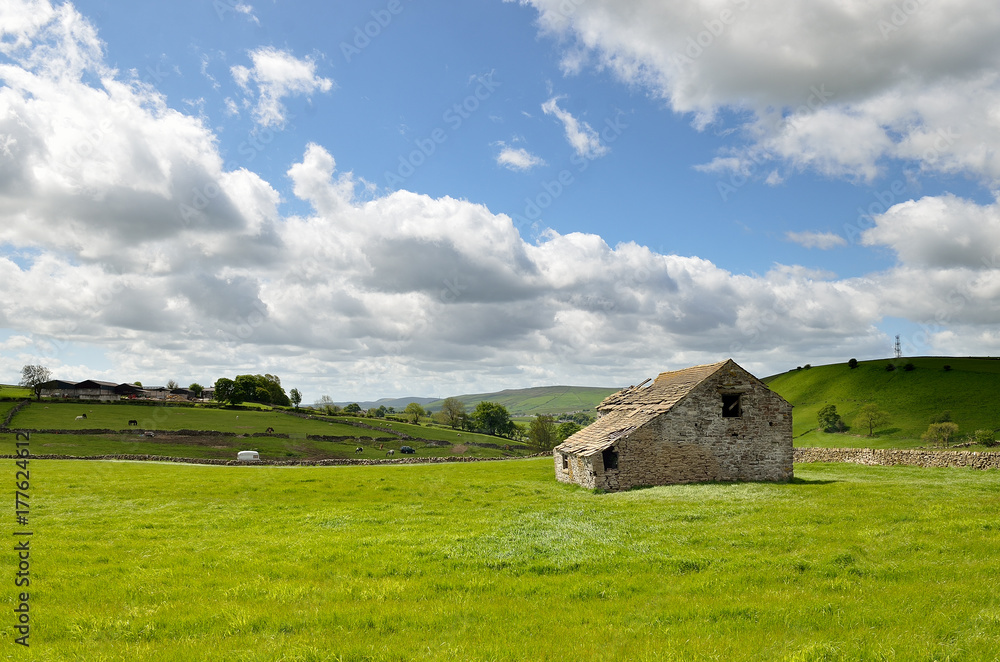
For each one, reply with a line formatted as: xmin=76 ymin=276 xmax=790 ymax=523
xmin=1 ymin=402 xmax=526 ymax=461
xmin=0 ymin=384 xmax=31 ymax=400
xmin=766 ymin=357 xmax=1000 ymax=448
xmin=3 ymin=458 xmax=1000 ymax=661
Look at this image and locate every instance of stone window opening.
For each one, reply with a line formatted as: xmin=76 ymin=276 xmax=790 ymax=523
xmin=722 ymin=393 xmax=742 ymax=418
xmin=561 ymin=454 xmax=568 ymax=470
xmin=602 ymin=447 xmax=619 ymax=471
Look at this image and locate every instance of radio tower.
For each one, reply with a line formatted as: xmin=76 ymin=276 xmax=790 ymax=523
xmin=894 ymin=335 xmax=902 ymax=359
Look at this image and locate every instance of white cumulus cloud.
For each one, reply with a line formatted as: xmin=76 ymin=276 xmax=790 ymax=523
xmin=231 ymin=47 xmax=333 ymax=128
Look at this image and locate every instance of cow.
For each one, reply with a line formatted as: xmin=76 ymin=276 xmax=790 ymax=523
xmin=355 ymin=446 xmax=364 ymax=454
xmin=128 ymin=420 xmax=138 ymax=426
xmin=265 ymin=427 xmax=274 ymax=434
xmin=386 ymin=449 xmax=395 ymax=456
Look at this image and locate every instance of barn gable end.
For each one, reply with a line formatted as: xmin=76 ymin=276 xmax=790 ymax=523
xmin=553 ymin=359 xmax=792 ymax=491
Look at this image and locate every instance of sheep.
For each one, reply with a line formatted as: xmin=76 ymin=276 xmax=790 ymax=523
xmin=75 ymin=415 xmax=86 ymax=420
xmin=386 ymin=449 xmax=395 ymax=456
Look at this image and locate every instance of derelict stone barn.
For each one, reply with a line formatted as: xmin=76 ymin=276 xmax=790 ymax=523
xmin=554 ymin=359 xmax=793 ymax=491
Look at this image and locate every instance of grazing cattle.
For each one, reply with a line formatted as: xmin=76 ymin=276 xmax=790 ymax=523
xmin=386 ymin=449 xmax=395 ymax=456
xmin=128 ymin=420 xmax=138 ymax=426
xmin=355 ymin=446 xmax=364 ymax=454
xmin=265 ymin=427 xmax=274 ymax=434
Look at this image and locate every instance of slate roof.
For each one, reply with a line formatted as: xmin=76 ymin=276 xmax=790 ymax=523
xmin=75 ymin=380 xmax=119 ymax=389
xmin=555 ymin=360 xmax=731 ymax=457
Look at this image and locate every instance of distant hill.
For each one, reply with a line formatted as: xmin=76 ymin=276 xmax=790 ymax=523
xmin=426 ymin=385 xmax=620 ymax=417
xmin=764 ymin=356 xmax=1000 ymax=444
xmin=331 ymin=396 xmax=439 ymax=411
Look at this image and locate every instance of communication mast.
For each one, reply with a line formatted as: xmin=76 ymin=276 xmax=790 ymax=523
xmin=894 ymin=335 xmax=902 ymax=359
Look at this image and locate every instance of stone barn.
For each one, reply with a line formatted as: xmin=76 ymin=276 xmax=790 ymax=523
xmin=554 ymin=359 xmax=792 ymax=491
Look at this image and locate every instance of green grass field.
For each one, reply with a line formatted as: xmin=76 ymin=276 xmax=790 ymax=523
xmin=0 ymin=432 xmax=513 ymax=461
xmin=345 ymin=416 xmax=523 ymax=448
xmin=8 ymin=403 xmax=516 ymax=448
xmin=767 ymin=357 xmax=1000 ymax=447
xmin=9 ymin=402 xmax=350 ymax=435
xmin=1 ymin=403 xmax=528 ymax=460
xmin=4 ymin=459 xmax=1000 ymax=661
xmin=0 ymin=384 xmax=31 ymax=400
xmin=0 ymin=400 xmax=20 ymax=422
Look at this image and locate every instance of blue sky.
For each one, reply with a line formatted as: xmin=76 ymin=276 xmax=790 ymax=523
xmin=2 ymin=0 xmax=1000 ymax=401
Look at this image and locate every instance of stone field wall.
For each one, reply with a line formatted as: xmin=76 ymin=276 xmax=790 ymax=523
xmin=794 ymin=447 xmax=1000 ymax=470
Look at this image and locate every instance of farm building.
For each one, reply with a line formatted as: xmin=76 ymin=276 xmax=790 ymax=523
xmin=554 ymin=359 xmax=793 ymax=491
xmin=39 ymin=380 xmax=143 ymax=401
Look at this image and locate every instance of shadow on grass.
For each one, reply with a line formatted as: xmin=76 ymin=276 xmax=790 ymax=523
xmin=788 ymin=476 xmax=838 ymax=485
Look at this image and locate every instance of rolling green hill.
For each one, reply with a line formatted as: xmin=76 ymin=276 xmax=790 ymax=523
xmin=765 ymin=356 xmax=1000 ymax=447
xmin=1 ymin=401 xmax=531 ymax=460
xmin=428 ymin=384 xmax=619 ymax=416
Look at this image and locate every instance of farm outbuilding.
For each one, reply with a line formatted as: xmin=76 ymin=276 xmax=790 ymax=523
xmin=554 ymin=359 xmax=793 ymax=491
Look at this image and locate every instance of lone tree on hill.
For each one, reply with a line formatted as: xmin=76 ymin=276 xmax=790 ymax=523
xmin=848 ymin=358 xmax=858 ymax=369
xmin=528 ymin=414 xmax=557 ymax=451
xmin=440 ymin=397 xmax=466 ymax=429
xmin=289 ymin=388 xmax=302 ymax=409
xmin=472 ymin=401 xmax=516 ymax=438
xmin=19 ymin=364 xmax=51 ymax=401
xmin=855 ymin=403 xmax=890 ymax=437
xmin=404 ymin=402 xmax=426 ymax=424
xmin=922 ymin=422 xmax=960 ymax=448
xmin=817 ymin=404 xmax=846 ymax=432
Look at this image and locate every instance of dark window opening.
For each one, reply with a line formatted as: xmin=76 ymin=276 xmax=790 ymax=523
xmin=561 ymin=454 xmax=568 ymax=470
xmin=602 ymin=447 xmax=619 ymax=471
xmin=722 ymin=394 xmax=742 ymax=418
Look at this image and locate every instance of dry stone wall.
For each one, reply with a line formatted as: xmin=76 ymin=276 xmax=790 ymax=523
xmin=794 ymin=447 xmax=1000 ymax=470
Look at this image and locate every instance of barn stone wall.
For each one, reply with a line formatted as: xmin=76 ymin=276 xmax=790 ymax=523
xmin=566 ymin=364 xmax=793 ymax=491
xmin=554 ymin=451 xmax=597 ymax=489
